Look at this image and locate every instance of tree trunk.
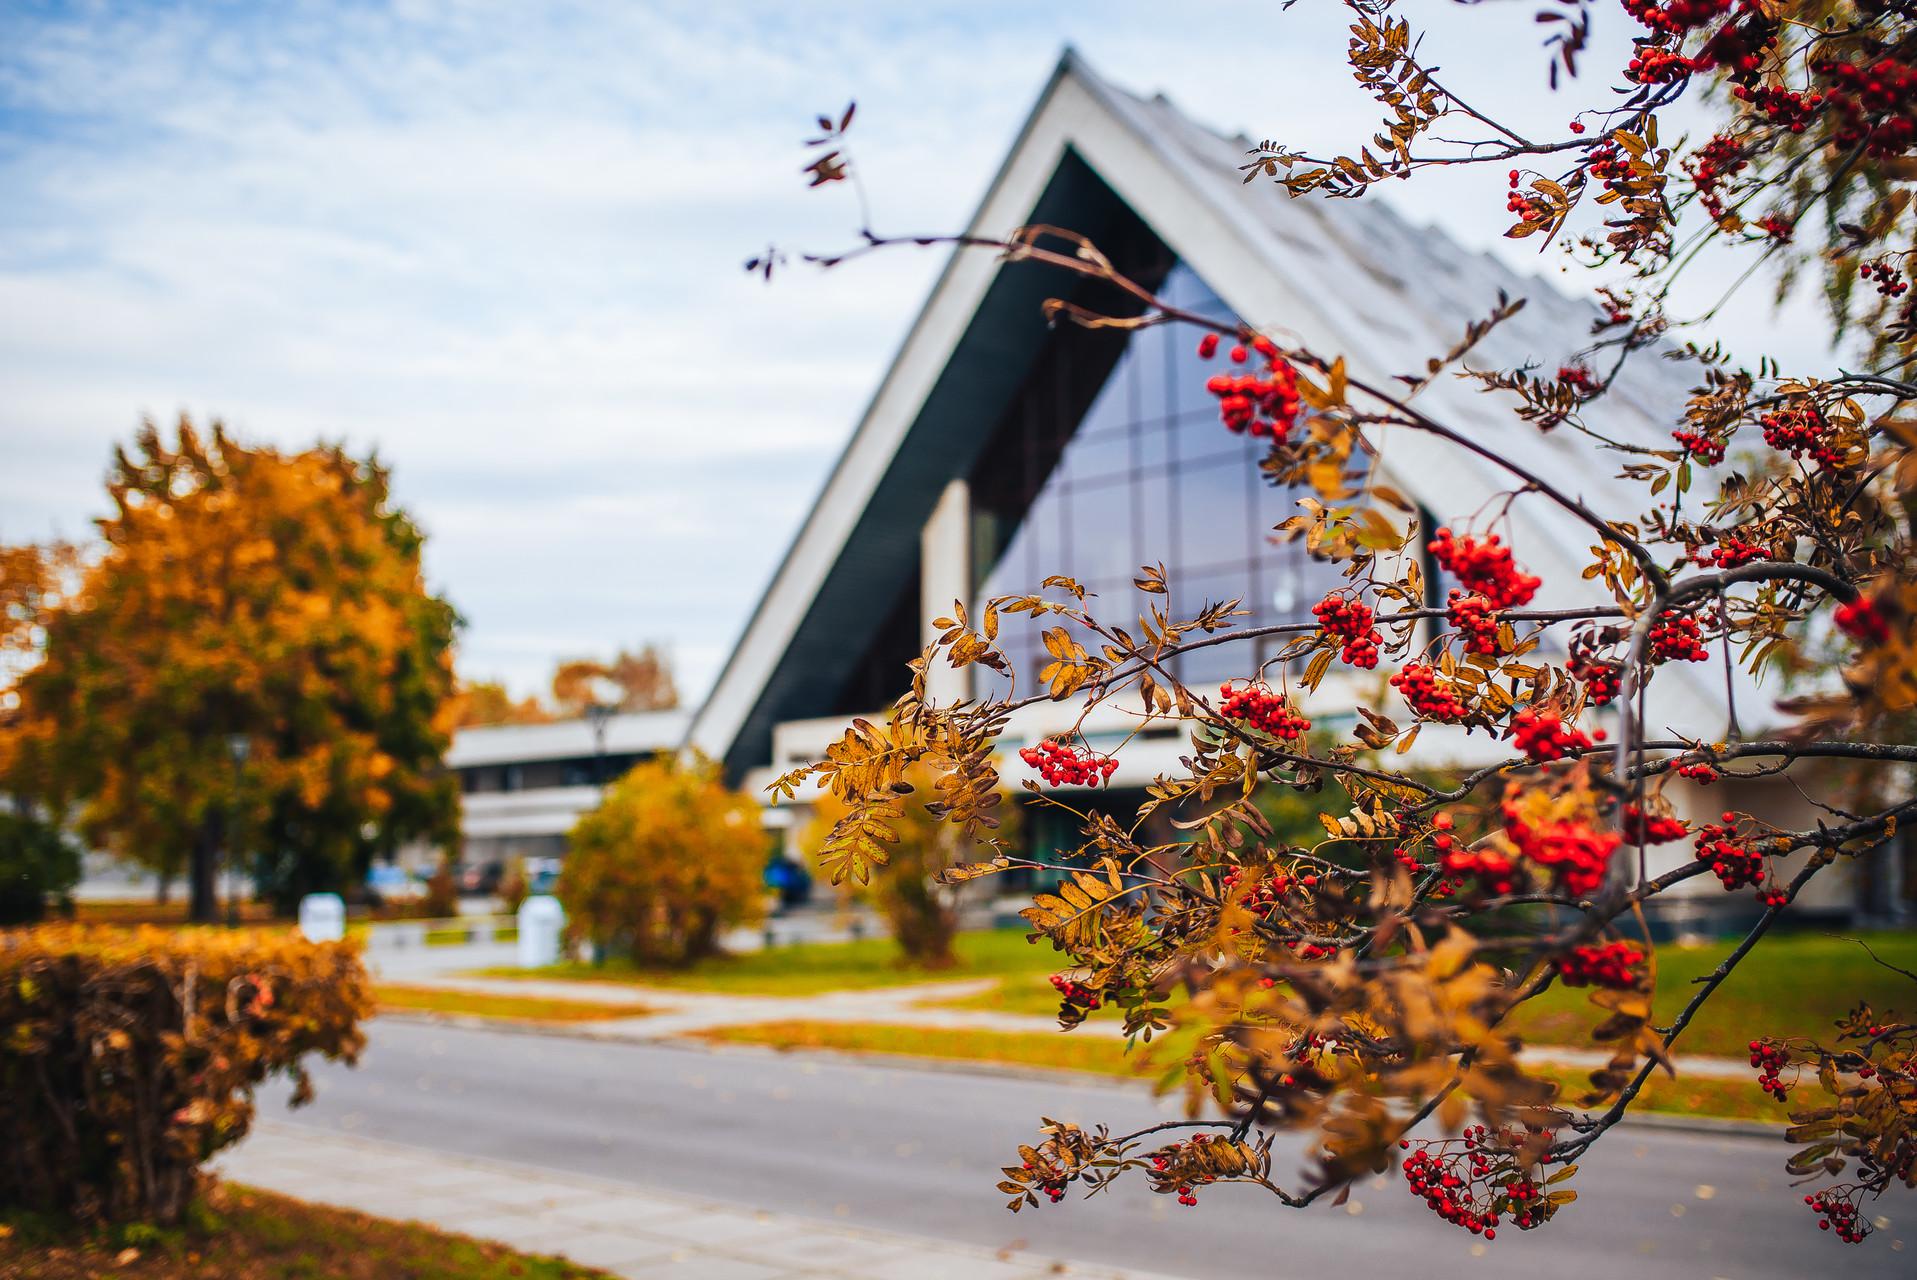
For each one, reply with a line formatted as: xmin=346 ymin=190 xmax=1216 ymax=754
xmin=187 ymin=818 xmax=220 ymax=924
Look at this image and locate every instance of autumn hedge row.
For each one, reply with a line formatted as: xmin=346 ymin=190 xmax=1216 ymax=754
xmin=0 ymin=925 xmax=370 ymax=1223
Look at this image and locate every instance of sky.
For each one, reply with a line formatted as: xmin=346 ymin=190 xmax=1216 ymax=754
xmin=0 ymin=1 xmax=1831 ymax=702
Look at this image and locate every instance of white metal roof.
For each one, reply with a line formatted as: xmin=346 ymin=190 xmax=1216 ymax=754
xmin=447 ymin=710 xmax=689 ymax=770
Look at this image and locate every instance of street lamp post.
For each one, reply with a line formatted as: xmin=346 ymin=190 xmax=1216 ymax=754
xmin=582 ymin=675 xmax=624 ymax=787
xmin=223 ymin=733 xmax=251 ymax=927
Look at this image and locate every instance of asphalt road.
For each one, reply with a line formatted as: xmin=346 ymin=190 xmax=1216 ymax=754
xmin=260 ymin=1019 xmax=1910 ymax=1278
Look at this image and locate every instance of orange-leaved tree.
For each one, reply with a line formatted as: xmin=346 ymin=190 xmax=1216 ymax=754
xmin=449 ymin=677 xmax=555 ymax=728
xmin=765 ymin=0 xmax=1917 ymax=1247
xmin=551 ymin=644 xmax=680 ymax=715
xmin=1 ymin=418 xmax=459 ymax=920
xmin=559 ymin=754 xmax=765 ymax=966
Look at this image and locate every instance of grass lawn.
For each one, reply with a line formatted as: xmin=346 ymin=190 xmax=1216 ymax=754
xmin=483 ymin=927 xmax=1066 ymax=997
xmin=374 ymin=985 xmax=645 ymax=1023
xmin=935 ymin=928 xmax=1917 ymax=1056
xmin=0 ymin=1182 xmax=612 ymax=1280
xmin=1502 ymin=928 xmax=1917 ymax=1059
xmin=696 ymin=1019 xmax=1162 ymax=1079
xmin=695 ymin=1021 xmax=1790 ymax=1123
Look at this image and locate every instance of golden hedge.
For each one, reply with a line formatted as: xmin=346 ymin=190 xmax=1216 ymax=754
xmin=0 ymin=925 xmax=370 ymax=1223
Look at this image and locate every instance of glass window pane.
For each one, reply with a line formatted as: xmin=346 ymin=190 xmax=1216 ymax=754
xmin=1060 ymin=479 xmax=1136 ymax=586
xmin=1174 ymin=460 xmax=1254 ymax=572
xmin=1053 ymin=427 xmax=1132 ymax=488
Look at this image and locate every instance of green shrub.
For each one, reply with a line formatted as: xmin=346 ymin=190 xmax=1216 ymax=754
xmin=0 ymin=925 xmax=370 ymax=1224
xmin=0 ymin=810 xmax=81 ymax=925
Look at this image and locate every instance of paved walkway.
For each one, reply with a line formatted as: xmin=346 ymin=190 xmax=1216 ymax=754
xmin=394 ymin=970 xmax=1757 ymax=1080
xmin=216 ymin=1119 xmax=1190 ymax=1280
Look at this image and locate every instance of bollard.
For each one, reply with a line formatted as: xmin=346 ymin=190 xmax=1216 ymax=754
xmin=517 ymin=895 xmax=565 ymax=968
xmin=297 ymin=893 xmax=346 ymax=943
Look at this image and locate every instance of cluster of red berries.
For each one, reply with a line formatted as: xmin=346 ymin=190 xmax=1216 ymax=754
xmin=1018 ymin=1159 xmax=1070 ymax=1204
xmin=1686 ymin=132 xmax=1749 ymax=224
xmin=1805 ymin=1189 xmax=1869 ymax=1244
xmin=1814 ymin=55 xmax=1917 ymax=159
xmin=1506 ymin=170 xmax=1551 ymax=222
xmin=1049 ymin=973 xmax=1101 ymax=1012
xmin=1693 ymin=9 xmax=1776 ymax=83
xmin=1706 ymin=536 xmax=1765 ymax=568
xmin=1447 ymin=590 xmax=1505 ymax=656
xmin=1313 ymin=593 xmax=1382 ymax=667
xmin=1585 ymin=138 xmax=1632 ymax=190
xmin=1556 ymin=364 xmax=1599 ymax=395
xmin=1577 ymin=661 xmax=1622 ymax=706
xmin=1198 ymin=334 xmax=1302 ymax=439
xmin=1671 ymin=426 xmax=1727 ymax=464
xmin=1628 ymin=42 xmax=1697 ymax=85
xmin=1621 ymin=804 xmax=1689 ymax=845
xmin=1511 ymin=708 xmax=1594 ymax=763
xmin=1648 ymin=610 xmax=1711 ymax=663
xmin=1750 ymin=1039 xmax=1793 ymax=1100
xmin=1148 ymin=1135 xmax=1224 ymax=1208
xmin=1220 ymin=865 xmax=1306 ymax=913
xmin=1622 ymin=0 xmax=1739 ymax=37
xmin=1730 ymin=82 xmax=1823 ymax=133
xmin=1391 ymin=662 xmax=1470 ymax=722
xmin=1435 ymin=834 xmax=1522 ymax=897
xmin=1504 ymin=805 xmax=1621 ymax=897
xmin=1835 ymin=596 xmax=1893 ymax=646
xmin=1757 ymin=212 xmax=1795 ymax=242
xmin=1399 ymin=1129 xmax=1555 ymax=1239
xmin=1554 ymin=939 xmax=1647 ymax=989
xmin=1428 ymin=529 xmax=1541 ymax=608
xmin=1761 ymin=399 xmax=1843 ymax=469
xmin=1570 ymin=637 xmax=1623 ymax=706
xmin=1862 ymin=258 xmax=1909 ymax=297
xmin=1219 ymin=682 xmax=1311 ymax=740
xmin=1696 ymin=815 xmax=1767 ymax=890
xmin=1019 ymin=738 xmax=1118 ymax=788
xmin=1676 ymin=759 xmax=1720 ymax=784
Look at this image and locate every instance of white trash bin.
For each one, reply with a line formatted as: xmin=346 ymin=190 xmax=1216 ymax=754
xmin=297 ymin=892 xmax=346 ymax=942
xmin=517 ymin=895 xmax=565 ymax=968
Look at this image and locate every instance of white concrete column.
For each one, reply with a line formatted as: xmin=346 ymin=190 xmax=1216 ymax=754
xmin=920 ymin=478 xmax=972 ymax=706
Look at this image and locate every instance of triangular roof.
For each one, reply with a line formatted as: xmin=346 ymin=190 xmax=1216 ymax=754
xmin=688 ymin=50 xmax=1736 ymax=778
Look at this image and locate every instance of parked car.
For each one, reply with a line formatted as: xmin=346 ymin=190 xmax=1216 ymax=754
xmin=458 ymin=860 xmax=504 ymax=895
xmin=763 ymin=855 xmax=812 ymax=910
xmin=365 ymin=863 xmax=423 ymax=904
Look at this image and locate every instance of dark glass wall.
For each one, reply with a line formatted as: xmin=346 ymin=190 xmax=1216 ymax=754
xmin=974 ymin=262 xmax=1344 ymax=694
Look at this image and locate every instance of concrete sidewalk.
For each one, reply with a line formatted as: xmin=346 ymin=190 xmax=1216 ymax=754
xmin=216 ymin=1119 xmax=1191 ymax=1280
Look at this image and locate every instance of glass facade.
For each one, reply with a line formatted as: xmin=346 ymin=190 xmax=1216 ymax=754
xmin=975 ymin=263 xmax=1345 ymax=695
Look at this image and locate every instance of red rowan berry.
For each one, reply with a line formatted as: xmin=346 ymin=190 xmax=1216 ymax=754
xmin=1620 ymin=804 xmax=1688 ymax=845
xmin=1218 ymin=681 xmax=1311 ymax=740
xmin=1511 ymin=708 xmax=1592 ymax=763
xmin=1391 ymin=663 xmax=1469 ymax=722
xmin=1834 ymin=596 xmax=1892 ymax=646
xmin=1648 ymin=610 xmax=1710 ymax=663
xmin=1447 ymin=590 xmax=1505 ymax=655
xmin=1312 ymin=592 xmax=1383 ymax=667
xmin=1554 ymin=939 xmax=1646 ymax=989
xmin=1019 ymin=738 xmax=1119 ymax=788
xmin=1427 ymin=528 xmax=1541 ymax=608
